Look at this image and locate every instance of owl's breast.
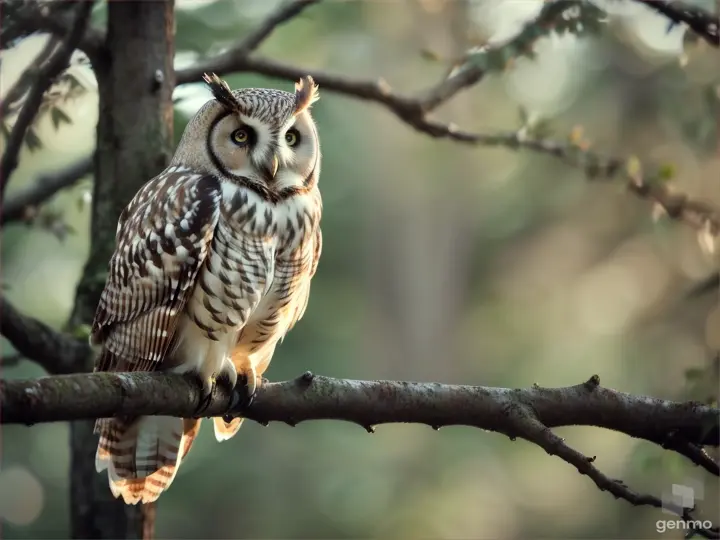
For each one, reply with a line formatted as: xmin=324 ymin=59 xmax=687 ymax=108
xmin=232 ymin=188 xmax=322 ymax=354
xmin=185 ymin=215 xmax=275 ymax=341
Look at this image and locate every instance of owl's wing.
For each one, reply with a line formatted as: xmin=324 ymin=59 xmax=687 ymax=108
xmin=285 ymin=225 xmax=322 ymax=333
xmin=91 ymin=167 xmax=222 ymax=373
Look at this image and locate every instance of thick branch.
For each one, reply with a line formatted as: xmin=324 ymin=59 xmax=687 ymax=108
xmin=2 ymin=371 xmax=717 ymax=447
xmin=0 ymin=2 xmax=94 ymax=200
xmin=0 ymin=296 xmax=91 ymax=374
xmin=1 ymin=371 xmax=718 ymax=536
xmin=1 ymin=155 xmax=92 ymax=224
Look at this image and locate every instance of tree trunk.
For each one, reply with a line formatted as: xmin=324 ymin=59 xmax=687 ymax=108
xmin=68 ymin=2 xmax=175 ymax=538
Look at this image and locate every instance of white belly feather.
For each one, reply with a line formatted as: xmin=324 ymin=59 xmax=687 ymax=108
xmin=171 ymin=182 xmax=319 ymax=382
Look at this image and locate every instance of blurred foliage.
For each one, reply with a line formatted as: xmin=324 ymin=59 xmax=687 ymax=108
xmin=2 ymin=0 xmax=720 ymax=538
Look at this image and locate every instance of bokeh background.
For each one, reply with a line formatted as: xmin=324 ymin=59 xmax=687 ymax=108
xmin=2 ymin=0 xmax=720 ymax=538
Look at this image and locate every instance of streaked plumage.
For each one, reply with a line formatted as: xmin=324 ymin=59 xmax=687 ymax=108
xmin=91 ymin=73 xmax=322 ymax=504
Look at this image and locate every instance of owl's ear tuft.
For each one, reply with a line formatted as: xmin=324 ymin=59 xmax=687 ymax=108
xmin=294 ymin=76 xmax=319 ymax=114
xmin=203 ymin=72 xmax=242 ymax=112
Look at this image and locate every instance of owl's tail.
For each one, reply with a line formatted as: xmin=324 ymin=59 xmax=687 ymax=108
xmin=95 ymin=415 xmax=201 ymax=505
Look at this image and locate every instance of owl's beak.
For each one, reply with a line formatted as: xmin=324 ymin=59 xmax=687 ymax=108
xmin=259 ymin=154 xmax=280 ymax=183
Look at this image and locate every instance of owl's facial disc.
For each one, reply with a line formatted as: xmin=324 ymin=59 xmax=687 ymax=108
xmin=206 ymin=99 xmax=317 ymax=198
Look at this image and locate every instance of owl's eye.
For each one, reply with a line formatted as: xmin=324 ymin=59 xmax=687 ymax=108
xmin=285 ymin=129 xmax=300 ymax=147
xmin=230 ymin=128 xmax=250 ymax=146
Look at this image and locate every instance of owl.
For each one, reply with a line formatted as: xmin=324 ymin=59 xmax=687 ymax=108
xmin=90 ymin=73 xmax=323 ymax=505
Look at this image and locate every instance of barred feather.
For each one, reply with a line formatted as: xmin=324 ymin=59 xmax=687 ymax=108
xmin=92 ymin=75 xmax=325 ymax=503
xmin=91 ymin=167 xmax=221 ymax=503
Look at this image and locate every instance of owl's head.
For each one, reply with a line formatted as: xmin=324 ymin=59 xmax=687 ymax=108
xmin=172 ymin=73 xmax=321 ymax=200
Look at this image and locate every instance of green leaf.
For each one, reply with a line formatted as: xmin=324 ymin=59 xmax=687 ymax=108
xmin=50 ymin=107 xmax=72 ymax=130
xmin=24 ymin=128 xmax=43 ymax=152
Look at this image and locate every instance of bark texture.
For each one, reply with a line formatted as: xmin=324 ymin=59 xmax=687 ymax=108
xmin=67 ymin=2 xmax=175 ymax=538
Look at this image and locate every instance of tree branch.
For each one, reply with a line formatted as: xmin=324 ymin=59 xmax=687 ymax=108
xmin=173 ymin=2 xmax=720 ymax=241
xmin=2 ymin=2 xmax=105 ymax=65
xmin=631 ymin=0 xmax=719 ymax=47
xmin=1 ymin=155 xmax=92 ymax=224
xmin=1 ymin=371 xmax=718 ymax=536
xmin=176 ymin=0 xmax=581 ymax=101
xmin=513 ymin=414 xmax=718 ymax=539
xmin=230 ymin=0 xmax=321 ymax=55
xmin=0 ymin=2 xmax=94 ymax=201
xmin=0 ymin=35 xmax=60 ymax=120
xmin=0 ymin=296 xmax=91 ymax=374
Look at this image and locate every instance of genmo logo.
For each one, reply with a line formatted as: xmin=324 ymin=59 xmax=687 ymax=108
xmin=656 ymin=519 xmax=714 ymax=534
xmin=656 ymin=479 xmax=712 ymax=535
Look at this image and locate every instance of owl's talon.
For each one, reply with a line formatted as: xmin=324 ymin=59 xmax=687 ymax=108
xmin=194 ymin=374 xmax=217 ymax=415
xmin=233 ymin=369 xmax=261 ymax=412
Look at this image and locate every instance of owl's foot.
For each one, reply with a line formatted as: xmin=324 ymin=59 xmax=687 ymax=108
xmin=223 ymin=366 xmax=261 ymax=423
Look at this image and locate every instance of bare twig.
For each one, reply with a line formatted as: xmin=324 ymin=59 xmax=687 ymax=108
xmin=176 ymin=1 xmax=323 ymax=83
xmin=632 ymin=0 xmax=720 ymax=47
xmin=0 ymin=296 xmax=91 ymax=375
xmin=1 ymin=371 xmax=718 ymax=535
xmin=0 ymin=1 xmax=94 ymax=200
xmin=513 ymin=414 xmax=718 ymax=539
xmin=235 ymin=0 xmax=321 ymax=54
xmin=176 ymin=0 xmax=583 ymax=101
xmin=1 ymin=155 xmax=92 ymax=224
